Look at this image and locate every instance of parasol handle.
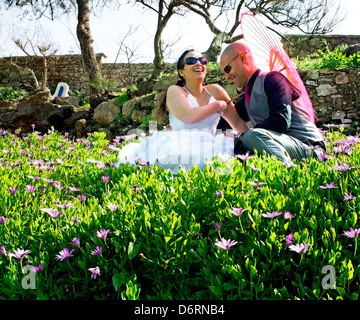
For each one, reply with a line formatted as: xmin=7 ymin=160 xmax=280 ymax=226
xmin=226 ymin=91 xmax=244 ymax=104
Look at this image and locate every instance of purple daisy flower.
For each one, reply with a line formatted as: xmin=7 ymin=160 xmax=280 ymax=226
xmin=9 ymin=187 xmax=18 ymax=195
xmin=32 ymin=264 xmax=43 ymax=272
xmin=106 ymin=203 xmax=118 ymax=211
xmin=8 ymin=248 xmax=31 ymax=260
xmin=91 ymin=246 xmax=102 ymax=256
xmin=25 ymin=185 xmax=37 ymax=193
xmin=96 ymin=229 xmax=110 ymax=239
xmin=214 ymin=238 xmax=238 ymax=250
xmin=0 ymin=215 xmax=8 ymax=225
xmin=343 ymin=228 xmax=360 ymax=238
xmin=70 ymin=237 xmax=80 ymax=247
xmin=0 ymin=245 xmax=7 ymax=255
xmin=215 ymin=190 xmax=223 ymax=197
xmin=319 ymin=182 xmax=338 ymax=189
xmin=285 ymin=233 xmax=294 ymax=245
xmin=88 ymin=266 xmax=101 ymax=279
xmin=230 ymin=208 xmax=247 ymax=216
xmin=262 ymin=211 xmax=283 ymax=218
xmin=55 ymin=248 xmax=74 ymax=261
xmin=40 ymin=208 xmax=64 ymax=218
xmin=69 ymin=187 xmax=81 ymax=192
xmin=284 ymin=211 xmax=294 ymax=219
xmin=288 ymin=243 xmax=310 ymax=254
xmin=343 ymin=193 xmax=356 ymax=201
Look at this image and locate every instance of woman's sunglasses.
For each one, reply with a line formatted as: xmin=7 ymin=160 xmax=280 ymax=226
xmin=185 ymin=57 xmax=208 ymax=65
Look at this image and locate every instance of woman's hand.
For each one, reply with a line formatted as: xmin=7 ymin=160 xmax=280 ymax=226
xmin=213 ymin=100 xmax=228 ymax=115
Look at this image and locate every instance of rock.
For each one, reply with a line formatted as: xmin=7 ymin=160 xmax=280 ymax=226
xmin=64 ymin=108 xmax=91 ymax=128
xmin=0 ymin=100 xmax=17 ymax=112
xmin=132 ymin=109 xmax=148 ymax=123
xmin=319 ymin=69 xmax=335 ymax=75
xmin=122 ymin=98 xmax=139 ymax=118
xmin=341 ymin=118 xmax=352 ymax=124
xmin=316 ymin=84 xmax=337 ymax=96
xmin=139 ymin=93 xmax=156 ymax=110
xmin=335 ymin=73 xmax=349 ymax=84
xmin=98 ymin=128 xmax=112 ymax=140
xmin=53 ymin=96 xmax=81 ymax=107
xmin=0 ymin=102 xmax=56 ymax=133
xmin=47 ymin=105 xmax=75 ymax=129
xmin=306 ymin=70 xmax=319 ymax=80
xmin=332 ymin=110 xmax=346 ymax=120
xmin=75 ymin=119 xmax=87 ymax=138
xmin=93 ymin=100 xmax=120 ymax=125
xmin=19 ymin=89 xmax=51 ymax=104
xmin=154 ymin=74 xmax=178 ymax=91
xmin=343 ymin=44 xmax=360 ymax=57
xmin=114 ymin=123 xmax=138 ymax=136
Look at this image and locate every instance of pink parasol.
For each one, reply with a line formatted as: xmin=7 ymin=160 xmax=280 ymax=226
xmin=240 ymin=13 xmax=316 ymax=124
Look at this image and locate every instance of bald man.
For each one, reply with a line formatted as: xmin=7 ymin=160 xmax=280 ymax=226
xmin=219 ymin=42 xmax=325 ymax=162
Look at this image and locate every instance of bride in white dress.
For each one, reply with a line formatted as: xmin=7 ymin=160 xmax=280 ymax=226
xmin=116 ymin=49 xmax=249 ymax=174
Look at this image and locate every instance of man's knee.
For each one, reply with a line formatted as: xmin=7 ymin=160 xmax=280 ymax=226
xmin=242 ymin=129 xmax=269 ymax=151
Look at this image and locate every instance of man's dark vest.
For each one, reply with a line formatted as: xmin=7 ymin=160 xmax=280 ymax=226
xmin=245 ymin=71 xmax=323 ymax=145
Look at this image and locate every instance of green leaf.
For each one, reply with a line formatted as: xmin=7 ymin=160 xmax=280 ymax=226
xmin=347 ymin=260 xmax=354 ymax=280
xmin=209 ymin=286 xmax=222 ymax=298
xmin=127 ymin=242 xmax=139 ymax=260
xmin=112 ymin=272 xmax=127 ymax=291
xmin=269 ymin=231 xmax=277 ymax=243
xmin=223 ymin=282 xmax=237 ymax=291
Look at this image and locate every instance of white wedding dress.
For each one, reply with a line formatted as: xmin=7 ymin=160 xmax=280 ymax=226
xmin=115 ymin=87 xmax=234 ymax=174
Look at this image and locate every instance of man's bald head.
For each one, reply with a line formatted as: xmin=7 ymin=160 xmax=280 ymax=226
xmin=221 ymin=42 xmax=250 ymax=61
xmin=220 ymin=41 xmax=258 ymax=88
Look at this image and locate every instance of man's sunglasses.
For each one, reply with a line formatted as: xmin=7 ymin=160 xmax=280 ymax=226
xmin=223 ymin=54 xmax=239 ymax=73
xmin=185 ymin=57 xmax=208 ymax=65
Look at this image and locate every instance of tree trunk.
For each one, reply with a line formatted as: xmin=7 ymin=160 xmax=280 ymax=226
xmin=203 ymin=32 xmax=232 ymax=62
xmin=76 ymin=0 xmax=100 ymax=99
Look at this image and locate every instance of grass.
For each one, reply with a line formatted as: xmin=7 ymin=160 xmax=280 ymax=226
xmin=0 ymin=125 xmax=359 ymax=300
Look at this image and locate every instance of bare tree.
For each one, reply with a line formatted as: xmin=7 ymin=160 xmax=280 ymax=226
xmin=3 ymin=0 xmax=121 ymax=107
xmin=10 ymin=26 xmax=58 ymax=90
xmin=182 ymin=0 xmax=344 ymax=61
xmin=136 ymin=0 xmax=185 ymax=91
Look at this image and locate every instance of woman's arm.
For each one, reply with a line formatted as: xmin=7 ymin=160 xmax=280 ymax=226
xmin=208 ymin=84 xmax=250 ymax=133
xmin=166 ymin=85 xmax=228 ymax=124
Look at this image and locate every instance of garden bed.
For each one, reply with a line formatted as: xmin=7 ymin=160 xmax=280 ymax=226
xmin=0 ymin=124 xmax=359 ymax=300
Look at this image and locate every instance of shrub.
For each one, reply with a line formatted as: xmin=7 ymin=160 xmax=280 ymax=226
xmin=295 ymin=43 xmax=360 ymax=70
xmin=0 ymin=86 xmax=28 ymax=101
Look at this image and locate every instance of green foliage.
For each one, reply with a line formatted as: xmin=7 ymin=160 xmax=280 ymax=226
xmin=0 ymin=125 xmax=359 ymax=300
xmin=206 ymin=61 xmax=223 ymax=72
xmin=87 ymin=72 xmax=120 ymax=91
xmin=295 ymin=43 xmax=360 ymax=70
xmin=111 ymin=91 xmax=129 ymax=108
xmin=0 ymin=86 xmax=28 ymax=101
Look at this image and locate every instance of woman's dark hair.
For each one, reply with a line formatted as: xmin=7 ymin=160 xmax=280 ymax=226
xmin=176 ymin=48 xmax=195 ymax=87
xmin=156 ymin=49 xmax=195 ymax=123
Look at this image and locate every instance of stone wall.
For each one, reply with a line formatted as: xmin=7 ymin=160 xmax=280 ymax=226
xmin=282 ymin=35 xmax=360 ymax=59
xmin=0 ymin=54 xmax=105 ymax=93
xmin=0 ymin=51 xmax=359 ymax=133
xmin=298 ymin=68 xmax=360 ymax=131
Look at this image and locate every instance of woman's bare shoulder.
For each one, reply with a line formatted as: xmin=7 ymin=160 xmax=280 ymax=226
xmin=167 ymin=84 xmax=184 ymax=95
xmin=206 ymin=83 xmax=228 ymax=99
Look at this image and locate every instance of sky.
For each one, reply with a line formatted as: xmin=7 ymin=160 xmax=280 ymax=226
xmin=0 ymin=0 xmax=359 ymax=64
